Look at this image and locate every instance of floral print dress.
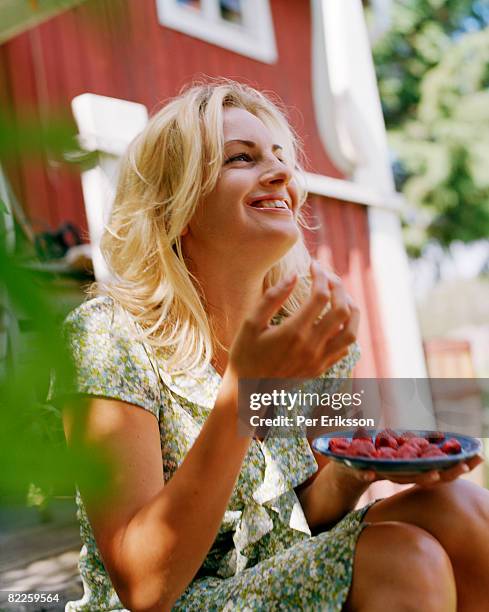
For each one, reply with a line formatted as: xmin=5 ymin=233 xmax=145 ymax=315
xmin=55 ymin=296 xmax=373 ymax=611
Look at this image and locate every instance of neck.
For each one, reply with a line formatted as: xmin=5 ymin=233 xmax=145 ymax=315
xmin=187 ymin=258 xmax=271 ymax=374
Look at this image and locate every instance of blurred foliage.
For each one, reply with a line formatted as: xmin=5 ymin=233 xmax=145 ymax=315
xmin=0 ymin=241 xmax=110 ymax=506
xmin=373 ymin=0 xmax=489 ymax=126
xmin=0 ymin=0 xmax=130 ymax=517
xmin=373 ymin=1 xmax=489 ymax=257
xmin=0 ymin=110 xmax=78 ymax=160
xmin=0 ymin=108 xmax=108 ymax=510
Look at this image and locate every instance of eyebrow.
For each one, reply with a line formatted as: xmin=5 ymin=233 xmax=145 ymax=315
xmin=224 ymin=139 xmax=283 ymax=151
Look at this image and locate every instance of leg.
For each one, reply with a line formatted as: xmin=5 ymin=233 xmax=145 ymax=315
xmin=174 ymin=515 xmax=453 ymax=611
xmin=363 ymin=479 xmax=489 ymax=612
xmin=344 ymin=522 xmax=456 ymax=612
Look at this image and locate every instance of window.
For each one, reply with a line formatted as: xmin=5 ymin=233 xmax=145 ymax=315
xmin=219 ymin=0 xmax=243 ymax=25
xmin=156 ymin=0 xmax=277 ymax=63
xmin=176 ymin=0 xmax=201 ymax=11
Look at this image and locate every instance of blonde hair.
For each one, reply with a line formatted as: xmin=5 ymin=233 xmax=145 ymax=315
xmin=93 ymin=79 xmax=314 ymax=375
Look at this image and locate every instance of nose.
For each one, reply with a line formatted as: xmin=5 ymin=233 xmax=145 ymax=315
xmin=259 ymin=156 xmax=292 ymax=187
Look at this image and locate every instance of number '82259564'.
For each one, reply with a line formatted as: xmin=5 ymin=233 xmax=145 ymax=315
xmin=7 ymin=592 xmax=60 ymax=603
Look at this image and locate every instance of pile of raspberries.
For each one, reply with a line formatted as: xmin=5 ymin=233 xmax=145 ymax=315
xmin=328 ymin=428 xmax=462 ymax=459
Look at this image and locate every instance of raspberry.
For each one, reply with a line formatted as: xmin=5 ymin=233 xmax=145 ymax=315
xmin=377 ymin=446 xmax=397 ymax=459
xmin=350 ymin=439 xmax=377 ymax=457
xmin=375 ymin=432 xmax=399 ymax=450
xmin=426 ymin=431 xmax=445 ymax=444
xmin=396 ymin=445 xmax=419 ymax=459
xmin=408 ymin=437 xmax=430 ymax=450
xmin=441 ymin=438 xmax=462 ymax=455
xmin=397 ymin=431 xmax=417 ymax=445
xmin=326 ymin=429 xmax=460 ymax=464
xmin=329 ymin=438 xmax=351 ymax=454
xmin=420 ymin=444 xmax=445 ymax=457
xmin=421 ymin=447 xmax=445 ymax=458
xmin=352 ymin=427 xmax=372 ymax=442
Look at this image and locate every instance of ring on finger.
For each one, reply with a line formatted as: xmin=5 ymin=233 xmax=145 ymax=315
xmin=314 ymin=302 xmax=331 ymax=325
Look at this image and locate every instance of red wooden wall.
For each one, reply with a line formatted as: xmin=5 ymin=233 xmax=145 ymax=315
xmin=0 ymin=0 xmax=389 ymax=377
xmin=306 ymin=196 xmax=388 ymax=378
xmin=0 ymin=0 xmax=340 ymax=231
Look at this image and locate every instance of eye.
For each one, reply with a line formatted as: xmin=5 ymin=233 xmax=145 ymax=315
xmin=224 ymin=152 xmax=253 ymax=164
xmin=273 ymin=151 xmax=288 ymax=165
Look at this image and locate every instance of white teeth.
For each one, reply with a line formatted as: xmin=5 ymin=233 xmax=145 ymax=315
xmin=254 ymin=200 xmax=288 ymax=209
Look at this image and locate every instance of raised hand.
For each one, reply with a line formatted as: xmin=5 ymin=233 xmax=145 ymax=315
xmin=228 ymin=260 xmax=359 ymax=379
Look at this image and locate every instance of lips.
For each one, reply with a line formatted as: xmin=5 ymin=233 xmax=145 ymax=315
xmin=246 ymin=195 xmax=292 ymax=211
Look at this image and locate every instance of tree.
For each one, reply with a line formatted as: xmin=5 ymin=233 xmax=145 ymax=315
xmin=373 ymin=0 xmax=489 ymax=128
xmin=372 ymin=1 xmax=489 ymax=256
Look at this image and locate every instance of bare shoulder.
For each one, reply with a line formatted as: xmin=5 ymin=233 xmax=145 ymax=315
xmin=65 ymin=395 xmax=164 ymax=552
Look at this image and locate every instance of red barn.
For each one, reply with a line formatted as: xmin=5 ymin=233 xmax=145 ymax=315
xmin=0 ymin=0 xmax=428 ymax=381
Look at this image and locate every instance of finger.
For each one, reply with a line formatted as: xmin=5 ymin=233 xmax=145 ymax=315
xmin=346 ymin=294 xmax=359 ymax=323
xmin=372 ymin=473 xmax=415 ymax=484
xmin=329 ymin=275 xmax=349 ymax=312
xmin=465 ymin=454 xmax=484 ymax=470
xmin=376 ymin=470 xmax=441 ymax=486
xmin=246 ymin=275 xmax=297 ymax=332
xmin=359 ymin=470 xmax=377 ymax=483
xmin=307 ymin=281 xmax=351 ymax=346
xmin=318 ymin=300 xmax=359 ymax=356
xmin=287 ymin=260 xmax=331 ymax=329
xmin=412 ymin=470 xmax=444 ymax=487
xmin=439 ymin=462 xmax=469 ymax=482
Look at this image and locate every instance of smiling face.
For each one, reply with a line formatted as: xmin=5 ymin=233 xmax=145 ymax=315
xmin=181 ymin=107 xmax=301 ymax=272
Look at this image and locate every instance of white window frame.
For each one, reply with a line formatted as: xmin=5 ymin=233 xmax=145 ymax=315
xmin=156 ymin=0 xmax=277 ymax=63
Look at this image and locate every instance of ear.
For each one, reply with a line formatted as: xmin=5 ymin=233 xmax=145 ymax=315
xmin=180 ymin=225 xmax=189 ymax=237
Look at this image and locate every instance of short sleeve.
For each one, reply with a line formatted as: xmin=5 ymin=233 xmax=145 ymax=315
xmin=50 ymin=297 xmax=161 ymax=419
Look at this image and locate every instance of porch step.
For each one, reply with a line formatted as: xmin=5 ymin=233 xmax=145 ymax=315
xmin=0 ymin=549 xmax=82 ymax=611
xmin=0 ymin=521 xmax=83 ymax=611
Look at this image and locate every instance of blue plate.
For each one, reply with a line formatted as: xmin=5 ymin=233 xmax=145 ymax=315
xmin=312 ymin=430 xmax=483 ymax=474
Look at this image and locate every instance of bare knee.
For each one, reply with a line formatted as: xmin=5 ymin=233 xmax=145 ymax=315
xmin=346 ymin=522 xmax=456 ymax=612
xmin=424 ymin=479 xmax=489 ymax=531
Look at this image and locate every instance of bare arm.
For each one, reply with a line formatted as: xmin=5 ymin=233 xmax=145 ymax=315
xmin=296 ymin=458 xmax=371 ymax=533
xmin=65 ymin=368 xmax=249 ymax=612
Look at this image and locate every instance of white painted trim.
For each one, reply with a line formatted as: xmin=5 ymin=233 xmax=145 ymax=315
xmin=155 ymin=0 xmax=277 ymax=63
xmin=312 ymin=0 xmax=431 ymax=385
xmin=77 ymin=159 xmax=120 ymax=283
xmin=305 ymin=172 xmax=404 ymax=211
xmin=72 ymin=94 xmax=148 ymax=156
xmin=71 ymin=94 xmax=149 ymax=282
xmin=369 ymin=208 xmax=431 ymax=380
xmin=311 ymin=0 xmax=396 ymax=189
xmin=311 ymin=0 xmax=356 ymax=175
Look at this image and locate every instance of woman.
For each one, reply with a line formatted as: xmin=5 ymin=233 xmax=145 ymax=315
xmin=59 ymin=81 xmax=488 ymax=611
